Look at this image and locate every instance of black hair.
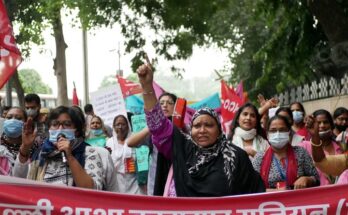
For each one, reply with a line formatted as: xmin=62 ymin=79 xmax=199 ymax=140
xmin=71 ymin=105 xmax=87 ymax=135
xmin=113 ymin=114 xmax=129 ymax=127
xmin=48 ymin=106 xmax=85 ymax=138
xmin=275 ymin=107 xmax=294 ymax=125
xmin=313 ymin=109 xmax=334 ymax=129
xmin=8 ymin=106 xmax=28 ymax=121
xmin=290 ymin=101 xmax=306 ymax=115
xmin=230 ymin=103 xmax=266 ymax=139
xmin=159 ymin=92 xmax=177 ymax=103
xmin=267 ymin=115 xmax=292 ymax=131
xmin=3 ymin=106 xmax=11 ymax=111
xmin=84 ymin=104 xmax=94 ymax=113
xmin=24 ymin=93 xmax=41 ymax=105
xmin=127 ymin=112 xmax=134 ymax=131
xmin=333 ymin=107 xmax=348 ymax=119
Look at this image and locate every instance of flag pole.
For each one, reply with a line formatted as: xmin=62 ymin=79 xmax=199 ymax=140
xmin=82 ymin=29 xmax=89 ymax=105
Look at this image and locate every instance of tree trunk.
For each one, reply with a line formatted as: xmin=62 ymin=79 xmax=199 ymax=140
xmin=52 ymin=10 xmax=69 ymax=106
xmin=307 ymin=0 xmax=348 ymax=78
xmin=307 ymin=0 xmax=348 ymax=45
xmin=11 ymin=71 xmax=25 ymax=108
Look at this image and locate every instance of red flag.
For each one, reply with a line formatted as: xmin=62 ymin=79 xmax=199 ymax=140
xmin=0 ymin=2 xmax=22 ymax=89
xmin=172 ymin=98 xmax=187 ymax=129
xmin=221 ymin=80 xmax=244 ymax=133
xmin=72 ymin=82 xmax=79 ymax=106
xmin=116 ymin=75 xmax=143 ymax=98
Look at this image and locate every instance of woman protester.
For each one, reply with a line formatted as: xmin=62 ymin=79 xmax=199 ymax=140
xmin=332 ymin=107 xmax=348 ymax=152
xmin=13 ymin=106 xmax=105 ymax=190
xmin=299 ymin=109 xmax=342 ymax=185
xmin=253 ymin=115 xmax=319 ymax=192
xmin=275 ymin=107 xmax=305 ymax=146
xmin=230 ymin=103 xmax=268 ymax=159
xmin=136 ymin=62 xmax=265 ymax=197
xmin=332 ymin=107 xmax=348 ymax=137
xmin=127 ymin=92 xmax=177 ymax=196
xmin=85 ymin=115 xmax=110 ymax=147
xmin=106 ymin=114 xmax=146 ymax=195
xmin=290 ymin=102 xmax=310 ymax=140
xmin=0 ymin=107 xmax=27 ymax=175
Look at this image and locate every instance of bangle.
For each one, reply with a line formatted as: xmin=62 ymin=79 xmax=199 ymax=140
xmin=142 ymin=91 xmax=154 ymax=95
xmin=310 ymin=140 xmax=322 ymax=147
xmin=19 ymin=148 xmax=30 ymax=158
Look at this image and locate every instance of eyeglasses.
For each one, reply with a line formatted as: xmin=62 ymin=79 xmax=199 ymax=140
xmin=50 ymin=120 xmax=73 ymax=129
xmin=159 ymin=100 xmax=175 ymax=106
xmin=6 ymin=114 xmax=24 ymax=121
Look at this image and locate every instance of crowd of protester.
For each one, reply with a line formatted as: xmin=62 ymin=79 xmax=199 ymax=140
xmin=0 ymin=65 xmax=347 ymax=197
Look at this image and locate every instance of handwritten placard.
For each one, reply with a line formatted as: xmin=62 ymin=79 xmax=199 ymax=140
xmin=131 ymin=114 xmax=146 ymax=133
xmin=90 ymin=85 xmax=127 ymax=127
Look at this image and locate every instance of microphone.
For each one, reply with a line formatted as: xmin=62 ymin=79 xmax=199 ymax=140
xmin=57 ymin=133 xmax=67 ymax=163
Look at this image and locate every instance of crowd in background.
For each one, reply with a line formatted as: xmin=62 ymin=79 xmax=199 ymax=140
xmin=0 ymin=66 xmax=347 ymax=197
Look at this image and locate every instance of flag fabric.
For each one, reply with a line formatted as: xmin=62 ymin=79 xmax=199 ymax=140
xmin=125 ymin=95 xmax=144 ymax=115
xmin=235 ymin=81 xmax=244 ymax=100
xmin=116 ymin=75 xmax=143 ymax=98
xmin=72 ymin=82 xmax=79 ymax=106
xmin=153 ymin=81 xmax=165 ymax=99
xmin=172 ymin=98 xmax=186 ymax=129
xmin=189 ymin=93 xmax=221 ymax=110
xmin=221 ymin=80 xmax=244 ymax=133
xmin=0 ymin=2 xmax=22 ymax=89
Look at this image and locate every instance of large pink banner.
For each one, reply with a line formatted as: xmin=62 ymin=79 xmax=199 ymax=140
xmin=0 ymin=176 xmax=347 ymax=214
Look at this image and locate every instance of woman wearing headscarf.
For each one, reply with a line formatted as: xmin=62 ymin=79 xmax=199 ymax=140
xmin=14 ymin=106 xmax=104 ymax=189
xmin=106 ymin=114 xmax=146 ymax=195
xmin=136 ymin=62 xmax=265 ymax=197
xmin=230 ymin=103 xmax=269 ymax=159
xmin=85 ymin=115 xmax=110 ymax=147
xmin=0 ymin=107 xmax=27 ymax=175
xmin=253 ymin=115 xmax=319 ymax=191
xmin=299 ymin=109 xmax=342 ymax=185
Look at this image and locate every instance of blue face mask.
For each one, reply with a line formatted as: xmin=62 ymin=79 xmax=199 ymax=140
xmin=49 ymin=129 xmax=76 ymax=143
xmin=91 ymin=129 xmax=103 ymax=136
xmin=292 ymin=111 xmax=304 ymax=123
xmin=3 ymin=119 xmax=24 ymax=138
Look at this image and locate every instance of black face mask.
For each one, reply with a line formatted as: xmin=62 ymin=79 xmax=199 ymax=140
xmin=335 ymin=124 xmax=348 ymax=132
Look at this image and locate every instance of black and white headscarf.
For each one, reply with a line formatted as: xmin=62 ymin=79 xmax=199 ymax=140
xmin=186 ymin=107 xmax=237 ymax=186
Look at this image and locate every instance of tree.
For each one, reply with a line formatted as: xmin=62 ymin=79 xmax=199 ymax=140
xmin=113 ymin=0 xmax=348 ymax=100
xmin=7 ymin=0 xmax=121 ymax=105
xmin=18 ymin=69 xmax=52 ymax=94
xmin=99 ymin=75 xmax=117 ymax=89
xmin=8 ymin=0 xmax=348 ymax=103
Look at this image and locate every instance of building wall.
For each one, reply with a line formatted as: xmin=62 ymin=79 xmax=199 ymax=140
xmin=302 ymin=95 xmax=348 ymax=115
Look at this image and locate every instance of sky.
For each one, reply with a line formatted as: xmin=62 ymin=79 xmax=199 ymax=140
xmin=18 ymin=14 xmax=230 ymax=104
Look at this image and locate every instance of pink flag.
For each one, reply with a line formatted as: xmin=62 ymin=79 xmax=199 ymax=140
xmin=235 ymin=81 xmax=244 ymax=101
xmin=152 ymin=81 xmax=165 ymax=99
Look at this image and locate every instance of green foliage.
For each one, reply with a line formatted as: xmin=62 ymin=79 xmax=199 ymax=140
xmin=8 ymin=0 xmax=348 ymax=102
xmin=18 ymin=69 xmax=52 ymax=94
xmin=98 ymin=75 xmax=117 ymax=89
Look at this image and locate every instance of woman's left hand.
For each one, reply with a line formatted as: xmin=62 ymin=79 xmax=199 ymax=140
xmin=293 ymin=176 xmax=313 ymax=189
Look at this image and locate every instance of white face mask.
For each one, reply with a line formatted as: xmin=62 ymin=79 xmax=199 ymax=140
xmin=268 ymin=131 xmax=290 ymax=149
xmin=319 ymin=129 xmax=332 ymax=139
xmin=234 ymin=127 xmax=257 ymax=140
